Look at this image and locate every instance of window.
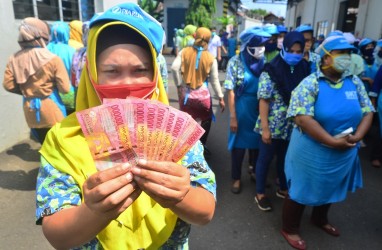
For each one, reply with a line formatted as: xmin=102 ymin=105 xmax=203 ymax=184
xmin=12 ymin=0 xmax=95 ymax=21
xmin=13 ymin=0 xmax=34 ymax=19
xmin=37 ymin=0 xmax=60 ymax=21
xmin=316 ymin=20 xmax=329 ymax=37
xmin=62 ymin=0 xmax=79 ymax=21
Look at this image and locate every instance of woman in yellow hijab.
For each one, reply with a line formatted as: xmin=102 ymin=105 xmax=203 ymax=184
xmin=68 ymin=20 xmax=84 ymax=49
xmin=35 ymin=3 xmax=216 ymax=250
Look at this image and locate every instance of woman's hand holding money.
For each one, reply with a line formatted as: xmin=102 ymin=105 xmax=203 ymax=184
xmin=83 ymin=162 xmax=142 ymax=220
xmin=132 ymin=159 xmax=191 ymax=208
xmin=132 ymin=159 xmax=215 ymax=225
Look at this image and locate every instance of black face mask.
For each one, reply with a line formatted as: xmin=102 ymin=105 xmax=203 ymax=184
xmin=378 ymin=50 xmax=382 ymax=58
xmin=264 ymin=42 xmax=277 ymax=52
xmin=363 ymin=48 xmax=374 ymax=57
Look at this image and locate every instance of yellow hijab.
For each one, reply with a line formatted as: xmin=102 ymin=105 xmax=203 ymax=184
xmin=69 ymin=20 xmax=84 ymax=49
xmin=40 ymin=21 xmax=176 ymax=250
xmin=181 ymin=27 xmax=214 ymax=89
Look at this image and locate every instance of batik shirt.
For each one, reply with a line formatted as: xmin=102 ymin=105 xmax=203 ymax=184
xmin=36 ymin=141 xmax=216 ymax=250
xmin=157 ymin=54 xmax=169 ymax=93
xmin=307 ymin=51 xmax=321 ymax=74
xmin=224 ymin=55 xmax=245 ymax=91
xmin=254 ymin=71 xmax=295 ymax=140
xmin=287 ymin=71 xmax=374 ymax=118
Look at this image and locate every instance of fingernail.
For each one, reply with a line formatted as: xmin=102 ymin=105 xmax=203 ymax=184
xmin=132 ymin=166 xmax=141 ymax=174
xmin=122 ymin=163 xmax=131 ymax=170
xmin=138 ymin=159 xmax=147 ymax=165
xmin=125 ymin=172 xmax=133 ymax=181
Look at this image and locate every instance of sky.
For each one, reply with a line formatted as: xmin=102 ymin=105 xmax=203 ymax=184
xmin=240 ymin=0 xmax=287 ymax=17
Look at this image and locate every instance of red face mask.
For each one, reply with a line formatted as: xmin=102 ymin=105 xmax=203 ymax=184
xmin=93 ymin=81 xmax=156 ymax=101
xmin=87 ymin=58 xmax=157 ymax=102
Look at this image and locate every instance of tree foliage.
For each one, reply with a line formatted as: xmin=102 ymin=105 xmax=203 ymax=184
xmin=138 ymin=0 xmax=163 ymax=22
xmin=185 ymin=0 xmax=216 ymax=27
xmin=215 ymin=15 xmax=236 ymax=29
xmin=246 ymin=8 xmax=268 ymax=19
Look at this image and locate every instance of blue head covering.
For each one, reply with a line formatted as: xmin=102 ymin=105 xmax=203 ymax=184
xmin=316 ymin=35 xmax=357 ymax=58
xmin=295 ymin=24 xmax=313 ymax=33
xmin=47 ymin=21 xmax=75 ymax=76
xmin=358 ymin=38 xmax=376 ymax=65
xmin=277 ymin=25 xmax=288 ymax=34
xmin=90 ymin=2 xmax=164 ymax=56
xmin=265 ymin=31 xmax=310 ymax=105
xmin=263 ymin=24 xmax=279 ymax=35
xmin=50 ymin=21 xmax=70 ymax=44
xmin=327 ymin=30 xmax=343 ymax=37
xmin=377 ymin=39 xmax=382 ymax=48
xmin=239 ymin=27 xmax=271 ymax=77
xmin=239 ymin=27 xmax=271 ymax=51
xmin=358 ymin=38 xmax=374 ymax=49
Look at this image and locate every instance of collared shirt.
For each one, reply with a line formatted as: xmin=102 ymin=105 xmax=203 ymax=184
xmin=224 ymin=55 xmax=245 ymax=90
xmin=287 ymin=70 xmax=374 ymax=119
xmin=208 ymin=35 xmax=221 ymax=58
xmin=253 ymin=71 xmax=295 ymax=140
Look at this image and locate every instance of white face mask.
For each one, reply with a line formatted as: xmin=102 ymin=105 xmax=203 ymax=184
xmin=277 ymin=38 xmax=284 ymax=49
xmin=247 ymin=46 xmax=265 ymax=59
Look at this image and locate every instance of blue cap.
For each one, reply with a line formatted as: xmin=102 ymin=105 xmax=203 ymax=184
xmin=263 ymin=25 xmax=279 ymax=35
xmin=377 ymin=39 xmax=382 ymax=47
xmin=295 ymin=24 xmax=313 ymax=33
xmin=327 ymin=30 xmax=343 ymax=37
xmin=358 ymin=38 xmax=374 ymax=48
xmin=239 ymin=27 xmax=271 ymax=51
xmin=316 ymin=35 xmax=357 ymax=58
xmin=89 ymin=3 xmax=164 ymax=55
xmin=277 ymin=25 xmax=287 ymax=33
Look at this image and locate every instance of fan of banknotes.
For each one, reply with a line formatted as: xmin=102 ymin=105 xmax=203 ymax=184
xmin=76 ymin=98 xmax=205 ymax=170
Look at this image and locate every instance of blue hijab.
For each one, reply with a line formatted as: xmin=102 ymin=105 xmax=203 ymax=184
xmin=241 ymin=35 xmax=269 ymax=77
xmin=264 ymin=31 xmax=310 ymax=105
xmin=47 ymin=21 xmax=75 ymax=76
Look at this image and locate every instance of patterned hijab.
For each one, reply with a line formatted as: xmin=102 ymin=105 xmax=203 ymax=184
xmin=10 ymin=17 xmax=55 ymax=84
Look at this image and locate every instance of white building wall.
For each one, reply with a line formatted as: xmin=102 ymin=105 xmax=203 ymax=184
xmin=285 ymin=0 xmax=382 ymax=40
xmin=101 ymin=0 xmax=137 ymax=11
xmin=356 ymin=0 xmax=382 ymax=39
xmin=0 ymin=1 xmax=30 ymax=152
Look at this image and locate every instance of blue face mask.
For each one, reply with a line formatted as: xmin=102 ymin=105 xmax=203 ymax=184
xmin=211 ymin=32 xmax=216 ymax=37
xmin=281 ymin=50 xmax=303 ymax=66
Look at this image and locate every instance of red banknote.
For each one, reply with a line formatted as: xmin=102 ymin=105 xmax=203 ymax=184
xmin=76 ymin=98 xmax=205 ymax=170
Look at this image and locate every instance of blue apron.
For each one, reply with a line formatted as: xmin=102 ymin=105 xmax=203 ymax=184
xmin=227 ymin=57 xmax=260 ymax=150
xmin=285 ymin=77 xmax=363 ymax=206
xmin=25 ymin=88 xmax=66 ymax=123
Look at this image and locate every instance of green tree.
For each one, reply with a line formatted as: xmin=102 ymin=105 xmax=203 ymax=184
xmin=247 ymin=8 xmax=268 ymax=19
xmin=215 ymin=14 xmax=236 ymax=30
xmin=138 ymin=0 xmax=164 ymax=22
xmin=185 ymin=0 xmax=216 ymax=27
xmin=215 ymin=14 xmax=236 ymax=26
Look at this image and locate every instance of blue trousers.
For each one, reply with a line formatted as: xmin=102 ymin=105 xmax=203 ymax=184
xmin=231 ymin=148 xmax=258 ymax=180
xmin=255 ymin=139 xmax=289 ymax=194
